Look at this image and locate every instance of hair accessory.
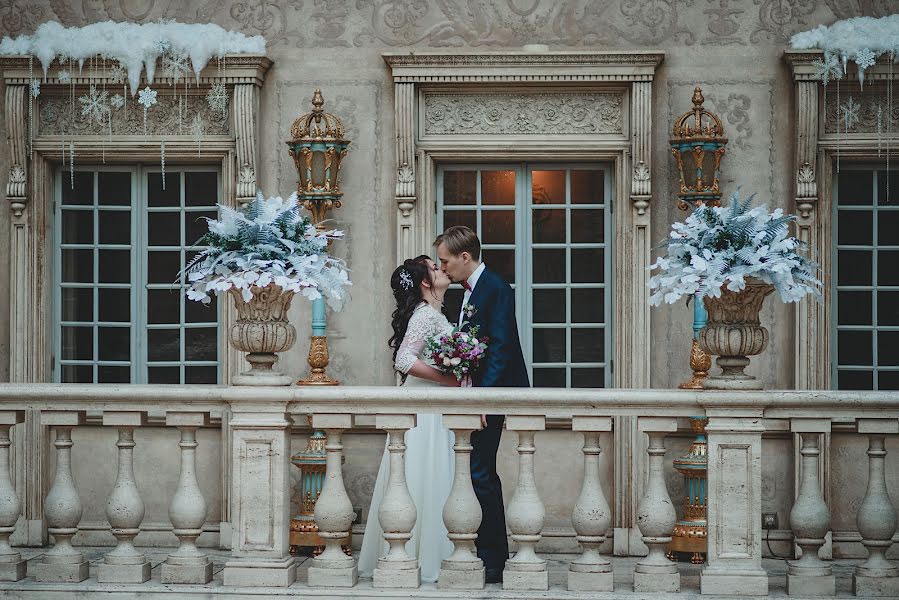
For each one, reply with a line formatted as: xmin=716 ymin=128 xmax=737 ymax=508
xmin=399 ymin=269 xmax=414 ymax=290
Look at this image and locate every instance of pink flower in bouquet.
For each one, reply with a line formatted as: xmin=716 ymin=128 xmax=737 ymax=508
xmin=425 ymin=325 xmax=489 ymax=381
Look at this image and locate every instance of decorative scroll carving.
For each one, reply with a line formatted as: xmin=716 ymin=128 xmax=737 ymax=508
xmin=796 ymin=162 xmax=817 ymax=218
xmin=423 ymin=92 xmax=623 ymax=135
xmin=631 ymin=160 xmax=650 ymax=216
xmin=233 ymin=84 xmax=257 ymax=202
xmin=5 ymin=85 xmax=27 ymax=216
xmin=824 ymin=91 xmax=899 ymax=134
xmin=38 ymin=94 xmax=228 ymax=137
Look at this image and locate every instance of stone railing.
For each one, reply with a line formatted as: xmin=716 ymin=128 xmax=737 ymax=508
xmin=0 ymin=385 xmax=897 ymax=597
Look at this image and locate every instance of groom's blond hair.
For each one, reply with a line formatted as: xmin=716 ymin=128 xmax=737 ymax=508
xmin=434 ymin=226 xmax=481 ymax=260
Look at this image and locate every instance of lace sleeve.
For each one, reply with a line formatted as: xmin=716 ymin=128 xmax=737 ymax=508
xmin=395 ymin=307 xmax=437 ymax=374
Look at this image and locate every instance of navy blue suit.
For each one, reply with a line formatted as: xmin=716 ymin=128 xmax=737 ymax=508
xmin=463 ymin=267 xmax=530 ymax=574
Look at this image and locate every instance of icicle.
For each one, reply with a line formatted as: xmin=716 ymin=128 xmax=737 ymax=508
xmin=69 ymin=141 xmax=74 ymax=190
xmin=161 ymin=140 xmax=166 ymax=190
xmin=837 ymin=77 xmax=841 ymax=173
xmin=878 ymin=100 xmax=883 ymax=157
xmin=28 ymin=55 xmax=33 ymax=159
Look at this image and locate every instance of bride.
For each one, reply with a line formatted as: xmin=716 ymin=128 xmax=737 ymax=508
xmin=358 ymin=255 xmax=461 ymax=582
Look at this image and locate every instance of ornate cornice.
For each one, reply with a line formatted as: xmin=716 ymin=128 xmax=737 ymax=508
xmin=784 ymin=48 xmax=898 ymax=82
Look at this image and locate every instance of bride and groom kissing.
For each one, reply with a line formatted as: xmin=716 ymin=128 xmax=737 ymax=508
xmin=358 ymin=225 xmax=530 ymax=584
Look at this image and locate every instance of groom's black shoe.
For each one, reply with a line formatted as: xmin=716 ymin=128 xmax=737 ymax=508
xmin=485 ymin=569 xmax=503 ymax=584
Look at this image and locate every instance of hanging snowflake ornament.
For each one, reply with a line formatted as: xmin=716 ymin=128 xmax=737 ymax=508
xmin=108 ymin=63 xmax=126 ymax=85
xmin=138 ymin=85 xmax=158 ymax=135
xmin=155 ymin=38 xmax=171 ymax=54
xmin=110 ymin=94 xmax=125 ymax=110
xmin=79 ymin=84 xmax=110 ymax=126
xmin=29 ymin=79 xmax=40 ymax=98
xmin=162 ymin=51 xmax=189 ymax=80
xmin=812 ymin=53 xmax=843 ymax=86
xmin=206 ymin=82 xmax=229 ymax=119
xmin=190 ymin=113 xmax=206 ymax=157
xmin=840 ymin=96 xmax=861 ymax=132
xmin=855 ymin=47 xmax=877 ymax=86
xmin=58 ymin=70 xmax=71 ymax=84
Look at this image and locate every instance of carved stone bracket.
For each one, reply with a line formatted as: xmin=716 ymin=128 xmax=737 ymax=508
xmin=4 ymin=85 xmax=26 ymax=217
xmin=233 ymin=84 xmax=258 ymax=204
xmin=797 ymin=161 xmax=817 ymax=219
xmin=631 ymin=161 xmax=651 ymax=216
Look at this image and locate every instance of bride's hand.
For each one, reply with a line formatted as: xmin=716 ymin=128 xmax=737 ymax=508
xmin=444 ymin=373 xmax=462 ymax=387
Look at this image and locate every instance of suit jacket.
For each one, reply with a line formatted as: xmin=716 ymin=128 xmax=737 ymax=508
xmin=464 ymin=268 xmax=530 ymax=388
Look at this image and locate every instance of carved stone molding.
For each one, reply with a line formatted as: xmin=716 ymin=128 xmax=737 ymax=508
xmin=423 ymin=92 xmax=623 ymax=136
xmin=5 ymin=85 xmax=26 ymax=216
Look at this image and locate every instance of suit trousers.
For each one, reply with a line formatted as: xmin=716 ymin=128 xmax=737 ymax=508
xmin=469 ymin=414 xmax=508 ymax=573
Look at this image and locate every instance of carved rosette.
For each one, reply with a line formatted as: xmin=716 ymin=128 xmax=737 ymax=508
xmin=228 ymin=285 xmax=297 ymax=386
xmin=698 ymin=278 xmax=774 ymax=390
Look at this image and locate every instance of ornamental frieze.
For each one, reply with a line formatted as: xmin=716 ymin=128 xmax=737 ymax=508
xmin=823 ymin=91 xmax=899 ymax=135
xmin=423 ymin=92 xmax=623 ymax=136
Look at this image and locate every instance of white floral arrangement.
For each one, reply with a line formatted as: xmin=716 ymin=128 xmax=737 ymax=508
xmin=180 ymin=191 xmax=351 ymax=309
xmin=648 ymin=189 xmax=823 ymax=306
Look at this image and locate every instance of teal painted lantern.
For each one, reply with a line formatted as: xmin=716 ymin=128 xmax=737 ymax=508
xmin=670 ymin=87 xmax=727 ymax=210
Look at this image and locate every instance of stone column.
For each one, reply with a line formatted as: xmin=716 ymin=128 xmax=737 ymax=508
xmin=438 ymin=414 xmax=485 ymax=590
xmin=853 ymin=419 xmax=899 ymax=597
xmin=633 ymin=417 xmax=679 ymax=593
xmin=0 ymin=411 xmax=25 ymax=581
xmin=33 ymin=412 xmax=88 ymax=582
xmin=504 ymin=415 xmax=547 ymax=590
xmin=787 ymin=419 xmax=834 ymax=596
xmin=307 ymin=414 xmax=357 ymax=588
xmin=373 ymin=414 xmax=420 ymax=588
xmin=569 ymin=416 xmax=613 ymax=592
xmin=222 ymin=401 xmax=296 ymax=587
xmin=162 ymin=412 xmax=213 ymax=584
xmin=700 ymin=411 xmax=768 ymax=596
xmin=98 ymin=412 xmax=151 ymax=583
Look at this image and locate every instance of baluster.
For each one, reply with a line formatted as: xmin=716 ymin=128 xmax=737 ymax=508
xmin=504 ymin=416 xmax=547 ymax=590
xmin=568 ymin=416 xmax=613 ymax=592
xmin=373 ymin=414 xmax=420 ymax=588
xmin=634 ymin=418 xmax=679 ymax=593
xmin=33 ymin=411 xmax=88 ymax=583
xmin=308 ymin=414 xmax=357 ymax=587
xmin=162 ymin=412 xmax=212 ymax=584
xmin=787 ymin=420 xmax=834 ymax=596
xmin=853 ymin=419 xmax=899 ymax=597
xmin=437 ymin=414 xmax=485 ymax=590
xmin=0 ymin=412 xmax=25 ymax=581
xmin=99 ymin=412 xmax=151 ymax=583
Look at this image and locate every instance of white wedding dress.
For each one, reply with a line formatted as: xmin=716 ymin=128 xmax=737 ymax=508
xmin=358 ymin=303 xmax=455 ymax=583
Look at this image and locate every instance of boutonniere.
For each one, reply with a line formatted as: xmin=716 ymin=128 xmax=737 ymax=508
xmin=463 ymin=303 xmax=477 ymax=320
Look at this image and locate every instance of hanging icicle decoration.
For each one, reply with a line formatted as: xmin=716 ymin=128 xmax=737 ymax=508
xmin=69 ymin=141 xmax=75 ymax=190
xmin=877 ymin=100 xmax=883 ymax=157
xmin=161 ymin=140 xmax=166 ymax=190
xmin=190 ymin=113 xmax=205 ymax=157
xmin=138 ymin=86 xmax=157 ymax=136
xmin=28 ymin=55 xmax=33 ymax=159
xmin=837 ymin=72 xmax=841 ymax=173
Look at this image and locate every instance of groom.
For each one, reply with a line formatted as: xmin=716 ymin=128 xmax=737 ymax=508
xmin=435 ymin=225 xmax=530 ymax=584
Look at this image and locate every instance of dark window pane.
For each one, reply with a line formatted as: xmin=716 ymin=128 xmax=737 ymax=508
xmin=837 ymin=291 xmax=872 ymax=325
xmin=185 ymin=210 xmax=217 ymax=246
xmin=532 ymin=209 xmax=565 ymax=243
xmin=533 ymin=289 xmax=565 ymax=323
xmin=877 ymin=211 xmax=899 ymax=245
xmin=61 ymin=210 xmax=93 ymax=244
xmin=97 ymin=210 xmax=130 ymax=245
xmin=571 ymin=209 xmax=604 ymax=244
xmin=533 ymin=249 xmax=565 ymax=283
xmin=148 ymin=172 xmax=180 ymax=207
xmin=442 ymin=171 xmax=476 ymax=206
xmin=186 ymin=294 xmax=216 ymax=323
xmin=61 ymin=288 xmax=93 ymax=322
xmin=148 ymin=366 xmax=180 ymax=384
xmin=61 ymin=326 xmax=92 ymax=360
xmin=878 ymin=292 xmax=899 ymax=325
xmin=185 ymin=172 xmax=218 ymax=206
xmin=878 ymin=332 xmax=899 ymax=366
xmin=533 ymin=368 xmax=565 ymax=387
xmin=837 ymin=330 xmax=873 ymax=366
xmin=482 ymin=210 xmax=515 ymax=245
xmin=61 ymin=249 xmax=93 ymax=283
xmin=877 ymin=170 xmax=899 ymax=206
xmin=533 ymin=328 xmax=566 ymax=363
xmin=481 ymin=170 xmax=515 ymax=206
xmin=481 ymin=249 xmax=514 ymax=284
xmin=878 ymin=250 xmax=899 ymax=285
xmin=571 ymin=170 xmax=603 ymax=205
xmin=444 ymin=288 xmax=464 ymax=326
xmin=185 ymin=328 xmax=217 ymax=361
xmin=571 ymin=368 xmax=605 ymax=388
xmin=443 ymin=210 xmax=476 ymax=231
xmin=837 ymin=369 xmax=873 ymax=390
xmin=185 ymin=366 xmax=218 ymax=384
xmin=61 ymin=365 xmax=93 ymax=383
xmin=531 ymin=170 xmax=565 ymax=204
xmin=837 ymin=210 xmax=872 ymax=245
xmin=838 ymin=251 xmax=872 ymax=286
xmin=98 ymin=172 xmax=131 ymax=206
xmin=838 ymin=170 xmax=873 ymax=206
xmin=98 ymin=250 xmax=130 ymax=283
xmin=97 ymin=327 xmax=130 ymax=361
xmin=878 ymin=371 xmax=899 ymax=390
xmin=148 ymin=329 xmax=180 ymax=361
xmin=98 ymin=366 xmax=130 ymax=383
xmin=571 ymin=248 xmax=604 ymax=283
xmin=148 ymin=289 xmax=181 ymax=324
xmin=572 ymin=288 xmax=605 ymax=324
xmin=62 ymin=171 xmax=94 ymax=205
xmin=572 ymin=328 xmax=604 ymax=362
xmin=98 ymin=288 xmax=130 ymax=322
xmin=148 ymin=212 xmax=181 ymax=247
xmin=148 ymin=251 xmax=182 ymax=285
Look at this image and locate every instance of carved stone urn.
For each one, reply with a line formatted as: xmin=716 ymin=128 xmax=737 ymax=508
xmin=228 ymin=284 xmax=297 ymax=386
xmin=698 ymin=277 xmax=775 ymax=390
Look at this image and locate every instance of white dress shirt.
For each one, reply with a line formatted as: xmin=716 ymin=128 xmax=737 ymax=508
xmin=459 ymin=262 xmax=486 ymax=324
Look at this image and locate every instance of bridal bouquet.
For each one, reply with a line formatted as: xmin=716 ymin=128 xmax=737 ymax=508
xmin=425 ymin=324 xmax=489 ymax=382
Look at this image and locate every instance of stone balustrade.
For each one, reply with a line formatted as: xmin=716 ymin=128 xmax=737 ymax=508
xmin=0 ymin=385 xmax=896 ymax=597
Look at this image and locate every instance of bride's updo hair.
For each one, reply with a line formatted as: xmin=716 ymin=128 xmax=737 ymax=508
xmin=389 ymin=255 xmax=433 ymax=365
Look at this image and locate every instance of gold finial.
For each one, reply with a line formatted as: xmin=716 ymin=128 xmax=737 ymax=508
xmin=692 ymin=86 xmax=704 ymax=109
xmin=311 ymin=88 xmax=324 ymax=116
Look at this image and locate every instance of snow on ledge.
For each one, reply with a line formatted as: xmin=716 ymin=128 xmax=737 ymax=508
xmin=791 ymin=15 xmax=899 ymax=83
xmin=0 ymin=20 xmax=266 ymax=95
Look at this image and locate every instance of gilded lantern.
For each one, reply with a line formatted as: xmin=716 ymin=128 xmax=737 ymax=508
xmin=670 ymin=87 xmax=728 ymax=210
xmin=286 ymin=89 xmax=350 ymax=224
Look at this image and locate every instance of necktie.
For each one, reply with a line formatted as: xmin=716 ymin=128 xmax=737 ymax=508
xmin=463 ymin=281 xmax=472 ymax=292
